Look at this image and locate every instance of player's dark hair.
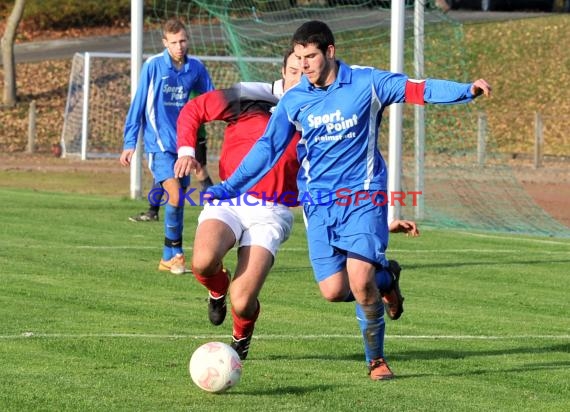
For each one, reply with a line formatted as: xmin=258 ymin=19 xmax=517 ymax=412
xmin=282 ymin=47 xmax=294 ymax=68
xmin=291 ymin=20 xmax=335 ymax=56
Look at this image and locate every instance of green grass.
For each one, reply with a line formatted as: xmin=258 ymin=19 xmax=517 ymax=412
xmin=1 ymin=188 xmax=569 ymax=411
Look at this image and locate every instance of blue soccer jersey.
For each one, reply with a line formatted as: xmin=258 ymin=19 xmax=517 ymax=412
xmin=209 ymin=60 xmax=476 ymax=200
xmin=123 ymin=49 xmax=214 ymax=154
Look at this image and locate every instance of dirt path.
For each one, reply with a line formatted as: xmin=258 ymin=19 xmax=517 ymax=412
xmin=511 ymin=161 xmax=570 ymax=227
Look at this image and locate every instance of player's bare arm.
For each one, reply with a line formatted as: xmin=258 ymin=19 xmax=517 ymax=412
xmin=471 ymin=79 xmax=492 ymax=98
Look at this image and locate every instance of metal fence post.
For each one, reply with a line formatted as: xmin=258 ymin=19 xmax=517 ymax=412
xmin=27 ymin=100 xmax=36 ymax=153
xmin=477 ymin=112 xmax=487 ymax=167
xmin=534 ymin=112 xmax=543 ymax=169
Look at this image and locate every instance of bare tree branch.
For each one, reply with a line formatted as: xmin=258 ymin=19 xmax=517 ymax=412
xmin=2 ymin=0 xmax=26 ymax=107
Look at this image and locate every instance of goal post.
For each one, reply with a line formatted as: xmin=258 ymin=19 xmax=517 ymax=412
xmin=130 ymin=0 xmax=144 ymax=199
xmin=61 ymin=52 xmax=133 ymax=161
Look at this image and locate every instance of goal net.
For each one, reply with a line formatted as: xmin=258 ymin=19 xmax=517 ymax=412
xmin=61 ymin=0 xmax=570 ymax=238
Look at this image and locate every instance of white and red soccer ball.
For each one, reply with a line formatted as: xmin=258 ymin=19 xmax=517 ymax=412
xmin=189 ymin=342 xmax=242 ymax=393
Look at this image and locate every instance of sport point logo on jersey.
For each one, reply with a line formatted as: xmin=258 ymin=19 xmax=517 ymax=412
xmin=147 ymin=187 xmax=422 ymax=208
xmin=308 ymin=109 xmax=358 ymax=142
xmin=162 ymin=83 xmax=186 ymax=105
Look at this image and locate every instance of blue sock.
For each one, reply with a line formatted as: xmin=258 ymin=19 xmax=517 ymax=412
xmin=375 ymin=268 xmax=392 ymax=293
xmin=355 ymin=301 xmax=385 ymax=364
xmin=163 ymin=204 xmax=184 ymax=260
xmin=162 ymin=244 xmax=173 ymax=261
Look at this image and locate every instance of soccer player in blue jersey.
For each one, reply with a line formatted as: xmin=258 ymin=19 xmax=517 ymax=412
xmin=120 ymin=18 xmax=215 ymax=274
xmin=206 ymin=20 xmax=491 ymax=380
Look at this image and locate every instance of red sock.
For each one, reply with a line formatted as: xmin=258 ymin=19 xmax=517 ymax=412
xmin=232 ymin=301 xmax=260 ymax=339
xmin=192 ymin=266 xmax=229 ymax=297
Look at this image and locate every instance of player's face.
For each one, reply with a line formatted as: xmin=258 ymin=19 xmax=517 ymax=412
xmin=294 ymin=43 xmax=336 ymax=88
xmin=163 ymin=30 xmax=188 ymax=65
xmin=282 ymin=54 xmax=302 ymax=92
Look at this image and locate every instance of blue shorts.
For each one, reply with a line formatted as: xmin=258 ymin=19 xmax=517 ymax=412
xmin=303 ymin=191 xmax=389 ymax=282
xmin=148 ymin=151 xmax=190 ymax=187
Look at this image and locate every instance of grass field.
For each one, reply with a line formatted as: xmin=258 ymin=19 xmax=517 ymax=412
xmin=0 ymin=188 xmax=569 ymax=411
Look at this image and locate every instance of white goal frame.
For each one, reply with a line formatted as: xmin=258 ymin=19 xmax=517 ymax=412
xmin=61 ymin=52 xmax=132 ymax=160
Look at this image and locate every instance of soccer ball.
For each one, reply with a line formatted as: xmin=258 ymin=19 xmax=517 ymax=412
xmin=189 ymin=342 xmax=242 ymax=393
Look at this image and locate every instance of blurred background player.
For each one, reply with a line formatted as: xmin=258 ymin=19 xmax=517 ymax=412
xmin=120 ymin=18 xmax=214 ymax=274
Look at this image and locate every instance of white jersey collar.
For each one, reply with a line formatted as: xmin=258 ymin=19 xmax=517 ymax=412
xmin=272 ymin=79 xmax=285 ymax=99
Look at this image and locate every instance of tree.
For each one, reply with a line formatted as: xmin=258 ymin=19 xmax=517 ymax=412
xmin=1 ymin=0 xmax=26 ymax=107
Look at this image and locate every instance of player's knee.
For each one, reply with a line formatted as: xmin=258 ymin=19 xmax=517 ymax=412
xmin=191 ymin=256 xmax=219 ymax=277
xmin=230 ymin=295 xmax=258 ymax=319
xmin=320 ymin=287 xmax=350 ymax=302
xmin=167 ymin=191 xmax=180 ymax=206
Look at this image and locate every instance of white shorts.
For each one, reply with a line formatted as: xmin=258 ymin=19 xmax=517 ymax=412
xmin=197 ymin=193 xmax=294 ymax=256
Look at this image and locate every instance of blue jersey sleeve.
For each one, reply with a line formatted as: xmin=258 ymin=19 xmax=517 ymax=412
xmin=424 ymin=79 xmax=474 ymax=104
xmin=372 ymin=70 xmax=408 ymax=106
xmin=371 ymin=70 xmax=475 ymax=106
xmin=207 ymin=102 xmax=297 ymax=199
xmin=123 ymin=62 xmax=152 ymax=150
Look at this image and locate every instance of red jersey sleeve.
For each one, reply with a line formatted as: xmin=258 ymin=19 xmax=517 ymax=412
xmin=177 ymin=88 xmax=240 ymax=151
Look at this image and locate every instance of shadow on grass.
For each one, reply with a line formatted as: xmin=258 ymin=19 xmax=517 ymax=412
xmin=391 ymin=342 xmax=570 ymax=360
xmin=255 ymin=345 xmax=570 ymax=382
xmin=403 ymin=258 xmax=570 ymax=271
xmin=230 ymin=384 xmax=336 ymax=396
xmin=260 ymin=343 xmax=569 ymax=363
xmin=396 ymin=360 xmax=570 ymax=380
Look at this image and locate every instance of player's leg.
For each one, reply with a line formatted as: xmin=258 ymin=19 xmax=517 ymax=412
xmin=313 ymin=255 xmax=392 ymax=380
xmin=129 ymin=179 xmax=161 ymax=222
xmin=192 ymin=205 xmax=240 ymax=326
xmin=228 ymin=195 xmax=294 ymax=360
xmin=146 ymin=179 xmax=162 ymax=218
xmin=228 ymin=245 xmax=273 ymax=360
xmin=317 ymin=271 xmax=351 ymax=301
xmin=335 ymin=195 xmax=396 ymax=380
xmin=348 ymin=196 xmax=404 ymax=320
xmin=307 ymin=208 xmax=390 ymax=379
xmin=379 ymin=260 xmax=404 ymax=320
xmin=159 ymin=176 xmax=186 ymax=274
xmin=150 ymin=152 xmax=189 ymax=274
xmin=195 ymin=168 xmax=214 ymax=191
xmin=304 ymin=203 xmax=352 ymax=301
xmin=346 ymin=257 xmax=393 ymax=380
xmin=342 ymin=262 xmax=404 ymax=321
